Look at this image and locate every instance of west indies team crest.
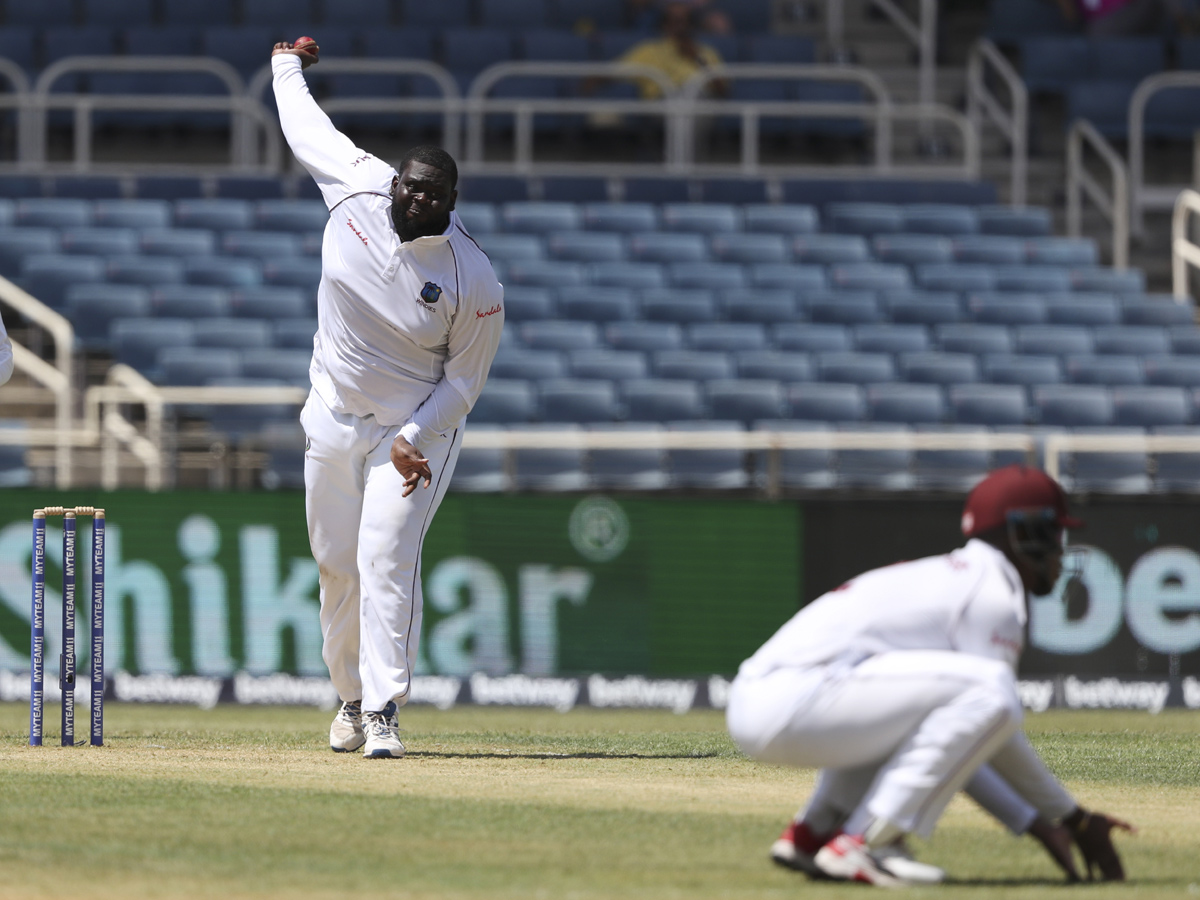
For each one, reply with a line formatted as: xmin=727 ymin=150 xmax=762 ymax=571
xmin=420 ymin=282 xmax=443 ymax=304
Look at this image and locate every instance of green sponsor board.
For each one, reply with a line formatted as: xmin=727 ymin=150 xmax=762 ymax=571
xmin=0 ymin=490 xmax=802 ymax=680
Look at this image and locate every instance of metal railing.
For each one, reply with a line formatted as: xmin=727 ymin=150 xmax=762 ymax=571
xmin=1066 ymin=118 xmax=1130 ymax=270
xmin=1129 ymin=71 xmax=1200 ymax=237
xmin=1044 ymin=432 xmax=1200 ymax=484
xmin=826 ymin=0 xmax=937 ymax=114
xmin=1172 ymin=188 xmax=1200 ymax=301
xmin=966 ymin=39 xmax=1028 ymax=206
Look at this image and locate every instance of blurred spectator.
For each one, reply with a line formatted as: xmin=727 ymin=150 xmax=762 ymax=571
xmin=617 ymin=1 xmax=728 ymax=99
xmin=1053 ymin=0 xmax=1192 ymax=35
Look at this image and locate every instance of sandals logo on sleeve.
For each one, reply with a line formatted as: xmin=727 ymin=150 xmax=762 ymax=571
xmin=420 ymin=282 xmax=443 ymax=304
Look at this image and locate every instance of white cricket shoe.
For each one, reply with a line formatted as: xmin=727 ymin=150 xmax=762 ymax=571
xmin=362 ymin=701 xmax=404 ymax=759
xmin=329 ymin=699 xmax=365 ymax=753
xmin=769 ymin=820 xmax=829 ymax=878
xmin=813 ymin=834 xmax=904 ymax=887
xmin=874 ymin=839 xmax=945 ymax=884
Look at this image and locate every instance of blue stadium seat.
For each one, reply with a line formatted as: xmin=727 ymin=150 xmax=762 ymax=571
xmin=443 ymin=29 xmax=515 ymax=76
xmin=884 ymin=291 xmax=962 ymax=325
xmin=258 ymin=422 xmax=307 ymax=490
xmin=1021 ymin=36 xmax=1089 ymax=92
xmin=830 ymin=263 xmax=910 ymax=292
xmin=747 ymin=264 xmax=825 ymax=291
xmin=151 ymin=284 xmax=229 ymax=318
xmin=902 ymin=204 xmax=979 ymax=236
xmin=687 ymin=322 xmax=767 ymax=352
xmin=520 ymin=30 xmax=594 ymax=63
xmin=586 ymin=421 xmax=670 ymax=491
xmin=272 ymin=318 xmax=317 ymax=350
xmin=548 ymin=231 xmax=626 ymax=263
xmin=262 ymin=258 xmax=322 ymax=292
xmin=215 ymin=177 xmax=287 ymax=200
xmin=478 ymin=233 xmax=545 ymax=263
xmin=455 ymin=203 xmax=498 ymax=235
xmin=188 ymin=256 xmax=263 ymax=288
xmin=751 ymin=420 xmax=835 ymax=489
xmin=987 ymin=0 xmax=1070 ymax=42
xmin=935 ymin=323 xmax=1013 ymax=354
xmin=1071 ymin=267 xmax=1146 ymax=293
xmin=502 ymin=202 xmax=583 ymax=234
xmin=505 ymin=260 xmax=586 ymax=288
xmin=587 ymin=261 xmax=665 ymax=289
xmin=605 ymin=321 xmax=684 ymax=351
xmin=480 ymin=0 xmax=550 ymax=27
xmin=807 ymin=292 xmax=881 ymax=325
xmin=743 ymin=34 xmax=817 ymax=63
xmin=899 ymin=351 xmax=979 ymax=385
xmin=459 ymin=176 xmax=528 ymax=204
xmin=66 ymin=284 xmax=151 ymax=350
xmin=793 ymin=234 xmax=870 ymax=264
xmin=111 ymin=318 xmax=195 ymax=377
xmin=1092 ymin=36 xmax=1166 ymax=81
xmin=1046 ymin=294 xmax=1121 ymax=325
xmin=993 ymin=265 xmax=1072 ymax=293
xmin=826 ymin=203 xmax=904 ymax=235
xmin=490 ymin=348 xmax=566 ymax=381
xmin=175 ymin=199 xmax=253 ymax=231
xmin=0 ymin=27 xmax=35 ymax=71
xmin=471 ymin=379 xmax=539 ymax=424
xmin=17 ymin=200 xmax=90 ymax=228
xmin=159 ymin=346 xmax=241 ymax=386
xmin=230 ymin=287 xmax=308 ymax=319
xmin=953 ymin=235 xmax=1024 ymax=265
xmin=835 ymin=423 xmax=915 ymax=491
xmin=1113 ymin=385 xmax=1190 ymax=426
xmin=61 ymin=227 xmax=138 ymax=256
xmin=705 ymin=379 xmax=786 ymax=424
xmin=540 ymin=378 xmax=621 ymax=423
xmin=1014 ymin=324 xmax=1093 ymax=356
xmin=949 ymin=384 xmax=1029 ymax=426
xmin=1035 ymin=384 xmax=1113 ymax=426
xmin=1066 ymin=80 xmax=1136 ymax=138
xmin=916 ymin=264 xmax=997 ymax=293
xmin=222 ymin=231 xmax=303 ymax=260
xmin=866 ymin=383 xmax=945 ymax=424
xmin=736 ymin=350 xmax=812 ymax=382
xmin=652 ymin=350 xmax=735 ymax=381
xmin=502 ymin=285 xmax=556 ymax=322
xmin=787 ymin=383 xmax=866 ymax=422
xmin=1144 ymin=355 xmax=1200 ymax=386
xmin=1150 ymin=424 xmax=1200 ymax=492
xmin=872 ymin=234 xmax=954 ymax=265
xmin=1093 ymin=325 xmax=1169 ymax=355
xmin=558 ymin=286 xmax=636 ymax=322
xmin=0 ymin=229 xmax=60 ymax=278
xmin=983 ymin=354 xmax=1062 ymax=386
xmin=623 ymin=379 xmax=706 ymax=421
xmin=720 ymin=287 xmax=799 ymax=324
xmin=641 ymin=289 xmax=717 ymax=324
xmin=816 ymin=351 xmax=895 ymax=384
xmin=1170 ymin=326 xmax=1200 ymax=354
xmin=772 ymin=322 xmax=853 ymax=352
xmin=199 ymin=27 xmax=281 ymax=77
xmin=853 ymin=323 xmax=929 ymax=354
xmin=1066 ymin=355 xmax=1144 ymax=386
xmin=140 ymin=229 xmax=217 ymax=257
xmin=662 ymin=203 xmax=741 ymax=234
xmin=630 ymin=232 xmax=708 ymax=263
xmin=450 ymin=424 xmax=508 ymax=492
xmin=967 ymin=293 xmax=1048 ymax=326
xmin=106 ymin=254 xmax=185 ymax=286
xmin=555 ymin=0 xmax=624 ymax=30
xmin=43 ymin=27 xmax=116 ymax=64
xmin=162 ymin=0 xmax=234 ymax=24
xmin=567 ymin=348 xmax=647 ymax=381
xmin=1122 ymin=296 xmax=1196 ymax=326
xmin=666 ymin=420 xmax=750 ymax=489
xmin=254 ymin=199 xmax=329 ymax=233
xmin=239 ymin=349 xmax=315 ymax=385
xmin=323 ymin=0 xmax=392 ymax=25
xmin=1062 ymin=426 xmax=1151 ymax=494
xmin=977 ymin=205 xmax=1053 ymax=236
xmin=912 ymin=424 xmax=992 ymax=491
xmin=1026 ymin=237 xmax=1098 ymax=266
xmin=22 ymin=254 xmax=106 ymax=309
xmin=668 ymin=262 xmax=747 ymax=290
xmin=711 ymin=233 xmax=788 ymax=264
xmin=194 ymin=317 xmax=273 ymax=350
xmin=582 ymin=203 xmax=658 ymax=233
xmin=743 ymin=204 xmax=818 ymax=235
xmin=521 ymin=320 xmax=601 ymax=351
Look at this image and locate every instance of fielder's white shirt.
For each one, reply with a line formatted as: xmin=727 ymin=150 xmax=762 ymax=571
xmin=272 ymin=54 xmax=504 ymax=448
xmin=738 ymin=539 xmax=1027 ymax=680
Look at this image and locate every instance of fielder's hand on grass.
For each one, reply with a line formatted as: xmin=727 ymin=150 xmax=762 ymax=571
xmin=390 ymin=435 xmax=431 ymax=497
xmin=272 ymin=39 xmax=319 ymax=69
xmin=1027 ymin=816 xmax=1082 ymax=883
xmin=1064 ymin=807 xmax=1135 ymax=881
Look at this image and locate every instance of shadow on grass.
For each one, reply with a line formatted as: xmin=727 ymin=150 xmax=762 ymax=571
xmin=943 ymin=877 xmax=1157 ymax=887
xmin=408 ymin=750 xmax=725 ymax=760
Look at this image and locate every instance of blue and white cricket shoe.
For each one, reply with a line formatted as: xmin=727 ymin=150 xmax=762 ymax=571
xmin=329 ymin=699 xmax=365 ymax=753
xmin=362 ymin=701 xmax=404 ymax=759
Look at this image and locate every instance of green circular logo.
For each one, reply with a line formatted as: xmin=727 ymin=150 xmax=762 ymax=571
xmin=568 ymin=496 xmax=630 ymax=563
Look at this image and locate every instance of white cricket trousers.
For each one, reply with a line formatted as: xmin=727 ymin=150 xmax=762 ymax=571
xmin=301 ymin=391 xmax=462 ymax=713
xmin=727 ymin=651 xmax=1023 ymax=839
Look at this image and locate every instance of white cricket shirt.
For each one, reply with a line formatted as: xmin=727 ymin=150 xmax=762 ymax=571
xmin=738 ymin=539 xmax=1027 ymax=680
xmin=272 ymin=54 xmax=504 ymax=448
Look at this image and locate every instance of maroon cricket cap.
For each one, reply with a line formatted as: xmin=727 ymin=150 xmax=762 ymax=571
xmin=961 ymin=464 xmax=1084 ymax=537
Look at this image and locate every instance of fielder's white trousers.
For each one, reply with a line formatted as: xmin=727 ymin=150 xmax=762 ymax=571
xmin=301 ymin=391 xmax=462 ymax=713
xmin=727 ymin=651 xmax=1023 ymax=839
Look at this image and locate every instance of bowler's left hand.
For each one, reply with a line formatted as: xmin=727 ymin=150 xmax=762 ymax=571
xmin=390 ymin=435 xmax=431 ymax=497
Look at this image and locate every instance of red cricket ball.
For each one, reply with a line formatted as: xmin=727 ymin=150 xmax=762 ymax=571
xmin=294 ymin=36 xmax=319 ymax=52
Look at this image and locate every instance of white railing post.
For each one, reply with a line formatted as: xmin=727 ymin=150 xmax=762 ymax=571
xmin=1066 ymin=118 xmax=1130 ymax=270
xmin=966 ymin=39 xmax=1028 ymax=206
xmin=1129 ymin=72 xmax=1200 ymax=237
xmin=1171 ymin=188 xmax=1200 ymax=301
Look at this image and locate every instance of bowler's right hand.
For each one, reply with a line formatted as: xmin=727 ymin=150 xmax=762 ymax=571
xmin=272 ymin=42 xmax=319 ymax=69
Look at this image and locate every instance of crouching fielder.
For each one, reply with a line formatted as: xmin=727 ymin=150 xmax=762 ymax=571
xmin=271 ymin=40 xmax=503 ymax=758
xmin=727 ymin=465 xmax=1133 ymax=885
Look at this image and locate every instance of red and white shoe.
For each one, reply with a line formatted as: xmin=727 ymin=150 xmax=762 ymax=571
xmin=813 ymin=834 xmax=904 ymax=887
xmin=769 ymin=821 xmax=830 ymax=877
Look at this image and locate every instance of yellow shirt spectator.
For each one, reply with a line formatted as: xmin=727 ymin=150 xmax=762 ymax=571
xmin=618 ymin=37 xmax=723 ymax=99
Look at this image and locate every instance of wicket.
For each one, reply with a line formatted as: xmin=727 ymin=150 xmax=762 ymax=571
xmin=30 ymin=506 xmax=106 ymax=748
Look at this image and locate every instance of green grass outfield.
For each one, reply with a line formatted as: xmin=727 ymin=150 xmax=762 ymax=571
xmin=0 ymin=703 xmax=1197 ymax=899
